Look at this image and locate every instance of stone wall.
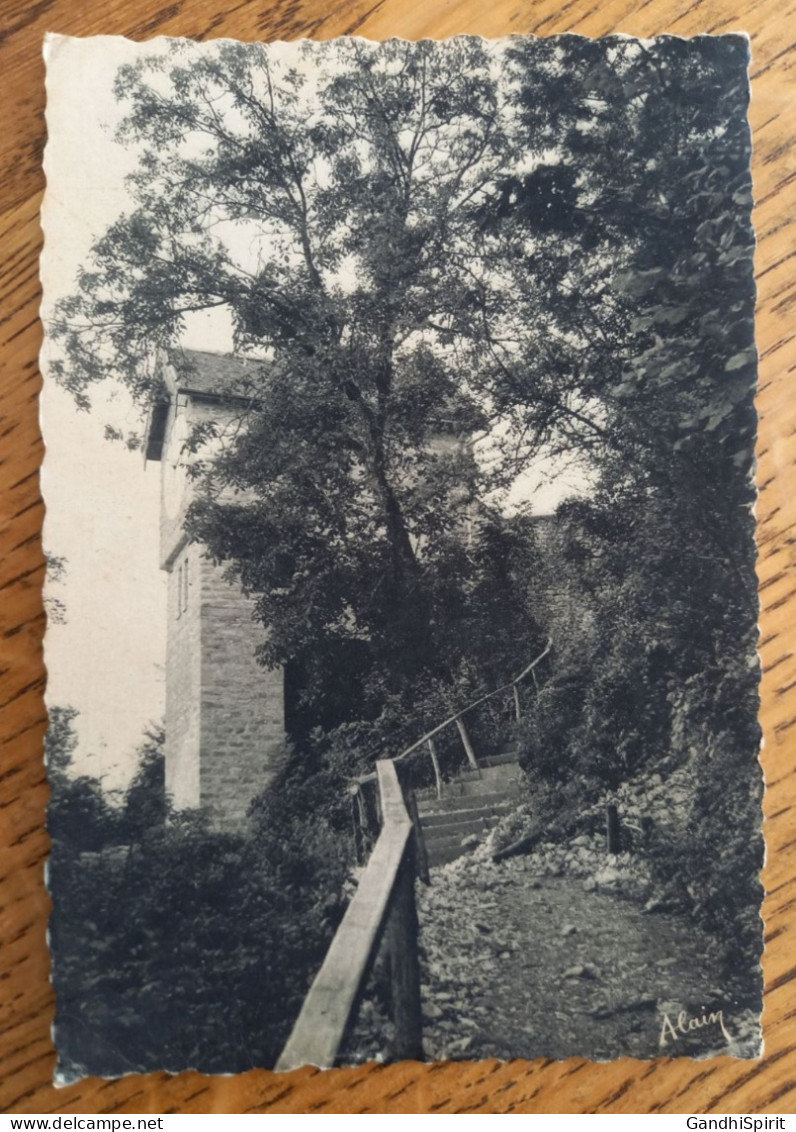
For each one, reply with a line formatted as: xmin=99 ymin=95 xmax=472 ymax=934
xmin=197 ymin=554 xmax=286 ymax=830
xmin=164 ymin=545 xmax=286 ymax=829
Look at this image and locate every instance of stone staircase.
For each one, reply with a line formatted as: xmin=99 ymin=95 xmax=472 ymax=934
xmin=415 ymin=750 xmax=523 ymax=867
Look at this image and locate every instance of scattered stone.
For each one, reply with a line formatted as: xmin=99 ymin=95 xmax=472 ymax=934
xmin=448 ymin=1036 xmax=473 ymax=1055
xmin=407 ymin=794 xmax=737 ymax=1065
xmin=644 ymin=897 xmax=673 ymax=914
xmin=461 ymin=834 xmax=480 ymax=850
xmin=598 ymin=867 xmax=621 ymax=885
xmin=563 ymin=965 xmax=586 ymax=979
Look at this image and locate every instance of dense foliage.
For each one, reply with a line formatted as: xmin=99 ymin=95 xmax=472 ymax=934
xmin=49 ymin=714 xmax=352 ymax=1077
xmin=510 ymin=36 xmax=762 ymax=964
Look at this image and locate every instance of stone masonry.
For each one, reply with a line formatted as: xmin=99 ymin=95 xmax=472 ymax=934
xmin=145 ymin=349 xmax=286 ymax=831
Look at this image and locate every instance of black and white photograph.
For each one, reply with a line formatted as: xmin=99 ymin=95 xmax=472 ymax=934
xmin=40 ymin=32 xmax=762 ymax=1081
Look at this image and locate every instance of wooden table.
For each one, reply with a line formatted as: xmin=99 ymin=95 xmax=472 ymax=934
xmin=2 ymin=0 xmax=794 ymax=1115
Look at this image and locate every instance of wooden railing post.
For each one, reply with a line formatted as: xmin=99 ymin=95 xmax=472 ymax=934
xmin=387 ymin=843 xmax=423 ymax=1061
xmin=455 ymin=716 xmax=479 ymax=770
xmin=606 ymin=803 xmax=621 ymax=854
xmin=427 ymin=737 xmax=443 ymax=798
xmin=403 ymin=785 xmax=430 ymax=885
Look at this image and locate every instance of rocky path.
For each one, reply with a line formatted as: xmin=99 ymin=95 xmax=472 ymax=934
xmin=415 ymin=850 xmax=759 ymax=1063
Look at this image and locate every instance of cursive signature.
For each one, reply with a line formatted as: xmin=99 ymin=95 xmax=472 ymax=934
xmin=659 ymin=1005 xmax=731 ymax=1048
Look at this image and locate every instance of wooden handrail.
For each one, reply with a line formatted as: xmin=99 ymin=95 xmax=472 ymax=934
xmin=393 ymin=638 xmax=552 ymax=765
xmin=275 ymin=760 xmax=421 ymax=1071
xmin=354 ymin=639 xmax=553 ymax=786
xmin=512 ymin=640 xmax=552 ymax=685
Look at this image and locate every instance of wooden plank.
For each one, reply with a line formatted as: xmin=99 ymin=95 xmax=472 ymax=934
xmin=275 ymin=817 xmax=412 ymax=1070
xmin=377 ymin=759 xmax=412 ymax=825
xmin=275 ymin=761 xmax=413 ymax=1071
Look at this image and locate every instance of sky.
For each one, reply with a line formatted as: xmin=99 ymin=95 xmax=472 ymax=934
xmin=42 ymin=36 xmax=178 ymax=790
xmin=40 ymin=35 xmax=589 ymax=792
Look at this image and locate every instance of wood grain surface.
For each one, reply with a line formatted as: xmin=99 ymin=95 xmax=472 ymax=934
xmin=1 ymin=0 xmax=794 ymax=1115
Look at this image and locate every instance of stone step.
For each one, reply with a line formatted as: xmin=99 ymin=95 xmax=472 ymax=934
xmin=439 ymin=770 xmax=520 ymax=799
xmin=412 ymin=748 xmax=521 ymax=865
xmin=422 ymin=806 xmax=504 ymax=832
xmin=419 ymin=800 xmax=514 ymax=828
xmin=415 ymin=789 xmax=517 ymax=816
xmin=414 ymin=763 xmax=521 ymax=802
xmin=422 ymin=813 xmax=501 ymax=844
xmin=481 ymin=750 xmax=520 ymax=768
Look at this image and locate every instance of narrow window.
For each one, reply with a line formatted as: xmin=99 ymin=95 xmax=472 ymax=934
xmin=182 ymin=555 xmax=189 ymax=614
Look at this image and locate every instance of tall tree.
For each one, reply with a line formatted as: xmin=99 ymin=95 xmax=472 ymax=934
xmin=51 ymin=38 xmax=567 ymax=703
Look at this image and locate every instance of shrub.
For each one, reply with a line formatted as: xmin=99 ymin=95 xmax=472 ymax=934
xmin=51 ymin=730 xmax=357 ymax=1079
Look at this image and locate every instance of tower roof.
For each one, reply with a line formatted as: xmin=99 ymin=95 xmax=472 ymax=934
xmin=143 ymin=348 xmax=265 ymax=462
xmin=168 ymin=348 xmax=265 ymax=399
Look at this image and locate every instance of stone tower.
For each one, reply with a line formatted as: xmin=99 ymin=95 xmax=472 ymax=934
xmin=143 ymin=349 xmax=285 ymax=830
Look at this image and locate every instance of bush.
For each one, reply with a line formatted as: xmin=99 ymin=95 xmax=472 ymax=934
xmin=51 ymin=733 xmax=357 ymax=1080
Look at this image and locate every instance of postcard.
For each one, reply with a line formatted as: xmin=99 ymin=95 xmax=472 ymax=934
xmin=41 ymin=32 xmax=762 ymax=1080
